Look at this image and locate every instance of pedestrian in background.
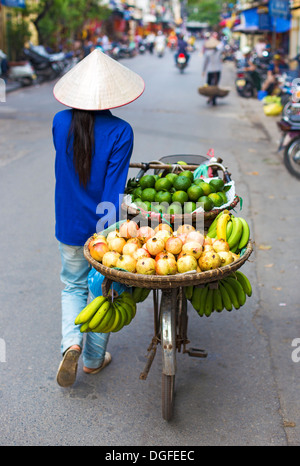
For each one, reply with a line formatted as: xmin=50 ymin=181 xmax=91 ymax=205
xmin=53 ymin=49 xmax=145 ymax=388
xmin=202 ymin=34 xmax=224 ymax=105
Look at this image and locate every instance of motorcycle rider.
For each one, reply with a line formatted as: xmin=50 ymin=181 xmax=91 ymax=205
xmin=240 ymin=46 xmax=262 ymax=94
xmin=174 ymin=33 xmax=190 ymax=65
xmin=154 ymin=31 xmax=166 ymax=57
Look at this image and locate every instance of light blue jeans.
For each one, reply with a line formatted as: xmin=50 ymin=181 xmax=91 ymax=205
xmin=58 ymin=242 xmax=110 ymax=369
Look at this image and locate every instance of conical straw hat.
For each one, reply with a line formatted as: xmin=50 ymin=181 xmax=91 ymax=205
xmin=53 ymin=49 xmax=145 ymax=110
xmin=204 ymin=37 xmax=220 ymax=49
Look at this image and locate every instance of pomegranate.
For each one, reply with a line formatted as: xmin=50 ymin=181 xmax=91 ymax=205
xmin=133 ymin=248 xmax=151 ymax=261
xmin=154 ymin=230 xmax=172 ymax=245
xmin=165 ymin=236 xmax=183 ymax=255
xmin=146 ymin=236 xmax=165 ymax=256
xmin=218 ymin=251 xmax=234 ymax=266
xmin=122 ymin=242 xmax=139 ymax=256
xmin=182 ymin=241 xmax=203 ymax=259
xmin=119 ymin=220 xmax=139 ymax=239
xmin=106 ymin=230 xmax=120 ymax=243
xmin=204 ymin=236 xmax=213 ymax=246
xmin=116 ymin=254 xmax=137 ymax=273
xmin=212 ymin=239 xmax=230 ymax=253
xmin=155 ymin=256 xmax=177 ymax=275
xmin=186 ymin=231 xmax=204 ymax=246
xmin=176 ymin=224 xmax=195 ymax=235
xmin=108 ymin=237 xmax=126 ymax=254
xmin=176 ymin=233 xmax=187 ymax=245
xmin=138 ymin=226 xmax=155 ymax=243
xmin=126 ymin=237 xmax=142 ymax=248
xmin=155 ymin=251 xmax=175 ymax=262
xmin=198 ymin=250 xmax=221 ymax=270
xmin=177 ymin=254 xmax=198 ymax=273
xmin=154 ymin=224 xmax=173 ymax=235
xmin=89 ymin=242 xmax=109 ymax=262
xmin=102 ymin=251 xmax=120 ymax=268
xmin=136 ymin=257 xmax=156 ymax=275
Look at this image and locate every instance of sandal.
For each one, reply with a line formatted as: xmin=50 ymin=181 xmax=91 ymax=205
xmin=83 ymin=352 xmax=112 ymax=375
xmin=56 ymin=347 xmax=81 ymax=387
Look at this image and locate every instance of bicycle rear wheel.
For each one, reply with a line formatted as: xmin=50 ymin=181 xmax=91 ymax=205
xmin=160 ymin=289 xmax=177 ymax=421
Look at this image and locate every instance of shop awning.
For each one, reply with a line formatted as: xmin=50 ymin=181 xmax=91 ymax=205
xmin=233 ymin=5 xmax=291 ymax=33
xmin=0 ymin=0 xmax=26 ymax=7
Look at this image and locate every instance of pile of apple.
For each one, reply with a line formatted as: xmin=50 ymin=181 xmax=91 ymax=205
xmin=88 ymin=220 xmax=239 ymax=276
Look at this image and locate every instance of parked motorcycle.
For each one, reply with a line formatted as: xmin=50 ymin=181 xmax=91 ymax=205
xmin=7 ymin=60 xmax=36 ymax=86
xmin=176 ymin=53 xmax=187 ymax=73
xmin=277 ymin=103 xmax=300 ymax=179
xmin=23 ymin=44 xmax=68 ymax=82
xmin=235 ymin=69 xmax=257 ymax=97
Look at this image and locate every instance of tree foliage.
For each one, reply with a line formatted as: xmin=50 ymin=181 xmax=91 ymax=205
xmin=187 ymin=0 xmax=223 ymax=26
xmin=27 ymin=0 xmax=111 ymax=47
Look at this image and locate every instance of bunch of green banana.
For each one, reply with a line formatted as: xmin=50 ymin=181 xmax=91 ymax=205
xmin=187 ymin=270 xmax=252 ymax=317
xmin=132 ymin=287 xmax=151 ymax=303
xmin=74 ymin=292 xmax=137 ymax=334
xmin=207 ymin=211 xmax=250 ymax=253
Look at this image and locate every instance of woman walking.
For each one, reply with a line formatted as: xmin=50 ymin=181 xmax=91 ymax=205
xmin=53 ymin=49 xmax=144 ymax=387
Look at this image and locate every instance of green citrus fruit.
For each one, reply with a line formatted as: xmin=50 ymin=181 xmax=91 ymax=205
xmin=165 ymin=173 xmax=178 ymax=185
xmin=155 ymin=190 xmax=172 ymax=204
xmin=199 ymin=182 xmax=214 ymax=195
xmin=177 ymin=161 xmax=187 ymax=165
xmin=141 ymin=188 xmax=157 ymax=202
xmin=139 ymin=175 xmax=156 ymax=189
xmin=134 ymin=199 xmax=149 ymax=210
xmin=133 ymin=187 xmax=143 ymax=199
xmin=187 ymin=184 xmax=204 ymax=201
xmin=218 ymin=190 xmax=227 ymax=204
xmin=152 ymin=203 xmax=168 ymax=214
xmin=178 ymin=170 xmax=194 ymax=183
xmin=173 ymin=176 xmax=192 ymax=192
xmin=209 ymin=178 xmax=225 ymax=192
xmin=198 ymin=195 xmax=214 ymax=212
xmin=193 ymin=178 xmax=204 ymax=186
xmin=167 ymin=202 xmax=183 ymax=215
xmin=184 ymin=202 xmax=196 ymax=213
xmin=208 ymin=192 xmax=224 ymax=207
xmin=172 ymin=190 xmax=189 ymax=205
xmin=155 ymin=177 xmax=172 ymax=192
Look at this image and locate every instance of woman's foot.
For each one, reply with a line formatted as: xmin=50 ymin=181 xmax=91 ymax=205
xmin=83 ymin=352 xmax=112 ymax=374
xmin=56 ymin=345 xmax=81 ymax=387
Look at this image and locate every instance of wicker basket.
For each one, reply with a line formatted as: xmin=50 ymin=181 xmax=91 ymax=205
xmin=84 ymin=238 xmax=253 ymax=290
xmin=121 ymin=194 xmax=240 ymax=231
xmin=198 ymin=86 xmax=230 ymax=98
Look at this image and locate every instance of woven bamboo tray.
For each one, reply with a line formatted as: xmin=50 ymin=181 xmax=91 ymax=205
xmin=83 ymin=238 xmax=253 ymax=290
xmin=198 ymin=86 xmax=230 ymax=98
xmin=121 ymin=194 xmax=240 ymax=230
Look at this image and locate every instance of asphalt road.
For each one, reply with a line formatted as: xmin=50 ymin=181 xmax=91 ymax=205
xmin=0 ymin=44 xmax=299 ymax=447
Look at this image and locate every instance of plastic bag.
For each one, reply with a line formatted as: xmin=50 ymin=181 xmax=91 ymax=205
xmin=263 ymin=102 xmax=283 ymax=116
xmin=88 ymin=267 xmax=132 ymax=299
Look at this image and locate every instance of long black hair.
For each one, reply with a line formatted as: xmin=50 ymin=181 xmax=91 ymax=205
xmin=67 ymin=109 xmax=95 ymax=188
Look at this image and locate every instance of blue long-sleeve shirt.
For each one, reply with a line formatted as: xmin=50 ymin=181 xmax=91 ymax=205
xmin=53 ymin=109 xmax=133 ymax=246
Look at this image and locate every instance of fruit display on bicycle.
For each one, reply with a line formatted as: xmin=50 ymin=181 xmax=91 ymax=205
xmin=122 ymin=162 xmax=240 ymax=225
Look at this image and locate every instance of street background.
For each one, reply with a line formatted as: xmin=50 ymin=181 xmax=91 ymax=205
xmin=0 ymin=46 xmax=299 ymax=446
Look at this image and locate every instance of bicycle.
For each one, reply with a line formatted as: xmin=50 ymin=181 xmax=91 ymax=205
xmin=83 ymin=154 xmax=253 ymax=420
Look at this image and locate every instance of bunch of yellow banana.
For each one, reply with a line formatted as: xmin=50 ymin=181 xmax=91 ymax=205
xmin=186 ymin=270 xmax=252 ymax=317
xmin=132 ymin=287 xmax=151 ymax=303
xmin=74 ymin=292 xmax=136 ymax=334
xmin=207 ymin=211 xmax=250 ymax=253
